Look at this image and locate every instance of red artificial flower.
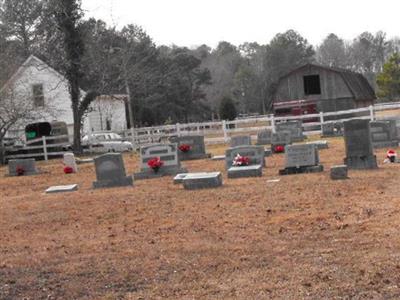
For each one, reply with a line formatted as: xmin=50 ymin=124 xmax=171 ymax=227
xmin=387 ymin=149 xmax=397 ymax=157
xmin=64 ymin=166 xmax=74 ymax=174
xmin=179 ymin=144 xmax=191 ymax=153
xmin=274 ymin=145 xmax=285 ymax=153
xmin=232 ymin=154 xmax=250 ymax=166
xmin=16 ymin=166 xmax=25 ymax=176
xmin=147 ymin=157 xmax=164 ymax=172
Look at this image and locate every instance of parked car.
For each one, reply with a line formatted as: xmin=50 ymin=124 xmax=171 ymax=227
xmin=82 ymin=132 xmax=133 ymax=153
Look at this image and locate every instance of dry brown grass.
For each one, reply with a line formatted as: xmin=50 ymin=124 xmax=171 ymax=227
xmin=1 ymin=138 xmax=400 ymax=299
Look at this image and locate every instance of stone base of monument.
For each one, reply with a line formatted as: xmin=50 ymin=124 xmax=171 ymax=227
xmin=330 ymin=165 xmax=348 ymax=180
xmin=279 ymin=165 xmax=324 ymax=175
xmin=182 ymin=172 xmax=223 ymax=190
xmin=211 ymin=155 xmax=225 ymax=161
xmin=93 ymin=176 xmax=133 ymax=188
xmin=228 ymin=165 xmax=262 ymax=178
xmin=174 ymin=172 xmax=209 ymax=184
xmin=306 ymin=140 xmax=329 ymax=150
xmin=179 ymin=152 xmax=212 ymax=161
xmin=372 ymin=141 xmax=399 ymax=149
xmin=344 ymin=155 xmax=378 ymax=170
xmin=134 ymin=167 xmax=188 ymax=180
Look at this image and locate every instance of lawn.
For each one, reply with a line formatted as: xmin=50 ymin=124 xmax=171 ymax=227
xmin=1 ymin=138 xmax=400 ymax=299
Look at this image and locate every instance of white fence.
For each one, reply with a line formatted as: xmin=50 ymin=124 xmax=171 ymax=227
xmin=124 ymin=103 xmax=400 ymax=146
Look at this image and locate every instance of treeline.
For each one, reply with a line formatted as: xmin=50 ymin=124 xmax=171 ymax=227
xmin=1 ymin=0 xmax=400 ymax=126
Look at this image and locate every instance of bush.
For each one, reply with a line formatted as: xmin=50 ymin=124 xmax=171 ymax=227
xmin=219 ymin=96 xmax=237 ymax=121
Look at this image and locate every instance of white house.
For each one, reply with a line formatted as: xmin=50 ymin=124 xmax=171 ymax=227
xmin=1 ymin=55 xmax=127 ymax=139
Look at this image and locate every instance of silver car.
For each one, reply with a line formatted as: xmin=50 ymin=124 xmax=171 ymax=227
xmin=82 ymin=132 xmax=133 ymax=153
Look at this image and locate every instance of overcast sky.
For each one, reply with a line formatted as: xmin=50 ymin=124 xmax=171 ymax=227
xmin=81 ymin=0 xmax=400 ymax=48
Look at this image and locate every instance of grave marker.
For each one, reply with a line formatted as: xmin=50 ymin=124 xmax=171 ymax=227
xmin=256 ymin=130 xmax=272 ymax=145
xmin=279 ymin=144 xmax=323 ymax=175
xmin=8 ymin=159 xmax=38 ymax=176
xmin=370 ymin=120 xmax=399 ymax=148
xmin=46 ymin=184 xmax=78 ymax=194
xmin=230 ymin=135 xmax=251 ymax=147
xmin=271 ymin=130 xmax=291 ymax=153
xmin=93 ymin=153 xmax=133 ymax=188
xmin=225 ymin=145 xmax=265 ymax=170
xmin=182 ymin=172 xmax=223 ymax=190
xmin=276 ymin=121 xmax=305 ymax=142
xmin=169 ymin=135 xmax=211 ymax=160
xmin=63 ymin=153 xmax=78 ymax=173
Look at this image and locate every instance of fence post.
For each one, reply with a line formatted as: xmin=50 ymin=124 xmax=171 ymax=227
xmin=369 ymin=105 xmax=374 ymax=121
xmin=176 ymin=123 xmax=181 ymax=137
xmin=319 ymin=111 xmax=324 ymax=132
xmin=222 ymin=120 xmax=228 ymax=142
xmin=270 ymin=114 xmax=276 ymax=133
xmin=42 ymin=136 xmax=48 ymax=161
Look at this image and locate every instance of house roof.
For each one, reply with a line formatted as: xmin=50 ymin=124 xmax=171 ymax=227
xmin=0 ymin=55 xmax=86 ymax=95
xmin=278 ymin=63 xmax=376 ymax=101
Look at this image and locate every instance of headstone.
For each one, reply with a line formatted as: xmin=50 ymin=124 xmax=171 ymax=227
xmin=230 ymin=135 xmax=251 ymax=147
xmin=45 ymin=184 xmax=78 ymax=194
xmin=225 ymin=145 xmax=265 ymax=170
xmin=370 ymin=120 xmax=399 ymax=148
xmin=321 ymin=122 xmax=344 ymax=137
xmin=169 ymin=135 xmax=211 ymax=160
xmin=211 ymin=155 xmax=225 ymax=161
xmin=93 ymin=153 xmax=133 ymax=188
xmin=182 ymin=172 xmax=223 ymax=190
xmin=343 ymin=119 xmax=377 ymax=169
xmin=134 ymin=143 xmax=187 ymax=180
xmin=306 ymin=140 xmax=329 ymax=150
xmin=271 ymin=130 xmax=291 ymax=153
xmin=228 ymin=165 xmax=262 ymax=178
xmin=173 ymin=172 xmax=209 ymax=184
xmin=256 ymin=130 xmax=273 ymax=145
xmin=276 ymin=121 xmax=305 ymax=142
xmin=264 ymin=148 xmax=272 ymax=157
xmin=330 ymin=165 xmax=348 ymax=180
xmin=279 ymin=144 xmax=323 ymax=175
xmin=8 ymin=159 xmax=38 ymax=176
xmin=63 ymin=153 xmax=78 ymax=173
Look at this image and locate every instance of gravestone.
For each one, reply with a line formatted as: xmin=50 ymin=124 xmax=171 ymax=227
xmin=93 ymin=153 xmax=133 ymax=188
xmin=321 ymin=122 xmax=344 ymax=137
xmin=343 ymin=119 xmax=378 ymax=169
xmin=228 ymin=165 xmax=262 ymax=178
xmin=330 ymin=165 xmax=348 ymax=180
xmin=230 ymin=135 xmax=252 ymax=147
xmin=169 ymin=135 xmax=211 ymax=160
xmin=182 ymin=172 xmax=223 ymax=190
xmin=211 ymin=155 xmax=225 ymax=161
xmin=225 ymin=145 xmax=265 ymax=170
xmin=276 ymin=121 xmax=305 ymax=142
xmin=134 ymin=143 xmax=187 ymax=180
xmin=256 ymin=129 xmax=273 ymax=145
xmin=370 ymin=120 xmax=399 ymax=148
xmin=271 ymin=130 xmax=291 ymax=153
xmin=173 ymin=172 xmax=209 ymax=184
xmin=46 ymin=184 xmax=78 ymax=194
xmin=306 ymin=140 xmax=329 ymax=150
xmin=8 ymin=159 xmax=38 ymax=176
xmin=279 ymin=144 xmax=323 ymax=175
xmin=63 ymin=153 xmax=78 ymax=173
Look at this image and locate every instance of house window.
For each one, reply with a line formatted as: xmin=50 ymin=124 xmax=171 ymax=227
xmin=32 ymin=84 xmax=44 ymax=107
xmin=303 ymin=75 xmax=321 ymax=95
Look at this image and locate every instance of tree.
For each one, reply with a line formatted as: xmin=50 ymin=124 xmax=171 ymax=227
xmin=376 ymin=53 xmax=400 ymax=100
xmin=316 ymin=33 xmax=347 ymax=68
xmin=52 ymin=0 xmax=97 ymax=153
xmin=219 ymin=96 xmax=237 ymax=120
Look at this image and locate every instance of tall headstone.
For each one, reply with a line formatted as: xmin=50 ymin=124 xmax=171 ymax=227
xmin=370 ymin=120 xmax=399 ymax=148
xmin=63 ymin=153 xmax=78 ymax=173
xmin=134 ymin=143 xmax=187 ymax=180
xmin=225 ymin=145 xmax=265 ymax=170
xmin=8 ymin=159 xmax=38 ymax=176
xmin=276 ymin=121 xmax=305 ymax=142
xmin=169 ymin=135 xmax=211 ymax=160
xmin=279 ymin=144 xmax=323 ymax=175
xmin=230 ymin=135 xmax=251 ymax=147
xmin=93 ymin=153 xmax=133 ymax=188
xmin=256 ymin=129 xmax=273 ymax=145
xmin=343 ymin=119 xmax=377 ymax=169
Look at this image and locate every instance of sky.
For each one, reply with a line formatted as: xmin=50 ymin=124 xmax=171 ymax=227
xmin=81 ymin=0 xmax=400 ymax=48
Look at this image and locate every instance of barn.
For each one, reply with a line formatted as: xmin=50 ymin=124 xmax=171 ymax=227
xmin=273 ymin=63 xmax=376 ymax=113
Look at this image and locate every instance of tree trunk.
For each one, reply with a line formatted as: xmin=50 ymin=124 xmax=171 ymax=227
xmin=72 ymin=104 xmax=82 ymax=154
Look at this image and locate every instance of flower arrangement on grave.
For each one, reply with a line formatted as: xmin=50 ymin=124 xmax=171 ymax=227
xmin=274 ymin=145 xmax=285 ymax=153
xmin=16 ymin=166 xmax=25 ymax=176
xmin=232 ymin=154 xmax=250 ymax=166
xmin=63 ymin=166 xmax=74 ymax=174
xmin=178 ymin=144 xmax=191 ymax=153
xmin=385 ymin=149 xmax=397 ymax=163
xmin=147 ymin=157 xmax=164 ymax=173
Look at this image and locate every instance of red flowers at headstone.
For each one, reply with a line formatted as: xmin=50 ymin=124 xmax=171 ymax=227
xmin=63 ymin=166 xmax=74 ymax=174
xmin=147 ymin=157 xmax=164 ymax=173
xmin=178 ymin=144 xmax=191 ymax=153
xmin=16 ymin=166 xmax=25 ymax=176
xmin=232 ymin=154 xmax=250 ymax=166
xmin=274 ymin=145 xmax=285 ymax=153
xmin=386 ymin=149 xmax=397 ymax=163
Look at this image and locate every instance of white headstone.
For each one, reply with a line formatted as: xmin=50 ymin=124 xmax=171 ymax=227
xmin=63 ymin=153 xmax=78 ymax=173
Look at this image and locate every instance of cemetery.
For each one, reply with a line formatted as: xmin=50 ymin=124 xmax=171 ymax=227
xmin=1 ymin=127 xmax=400 ymax=299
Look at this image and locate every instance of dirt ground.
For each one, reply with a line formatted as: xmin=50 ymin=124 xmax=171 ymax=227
xmin=1 ymin=137 xmax=400 ymax=299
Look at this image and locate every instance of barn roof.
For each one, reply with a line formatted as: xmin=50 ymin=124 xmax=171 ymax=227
xmin=278 ymin=63 xmax=376 ymax=101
